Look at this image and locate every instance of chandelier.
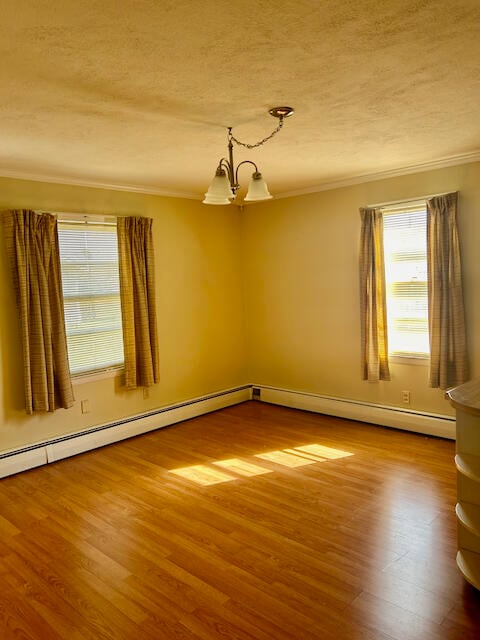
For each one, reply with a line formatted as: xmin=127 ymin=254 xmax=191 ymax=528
xmin=202 ymin=106 xmax=294 ymax=205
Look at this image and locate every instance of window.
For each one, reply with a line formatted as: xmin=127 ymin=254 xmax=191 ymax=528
xmin=382 ymin=202 xmax=429 ymax=359
xmin=57 ymin=217 xmax=124 ymax=376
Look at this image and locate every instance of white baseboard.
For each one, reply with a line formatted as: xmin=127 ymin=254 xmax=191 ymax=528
xmin=0 ymin=383 xmax=455 ymax=480
xmin=0 ymin=448 xmax=48 ymax=479
xmin=0 ymin=386 xmax=250 ymax=479
xmin=254 ymin=386 xmax=455 ymax=440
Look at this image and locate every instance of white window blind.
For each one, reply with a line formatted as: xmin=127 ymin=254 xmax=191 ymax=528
xmin=382 ymin=203 xmax=429 ymax=358
xmin=57 ymin=219 xmax=124 ymax=375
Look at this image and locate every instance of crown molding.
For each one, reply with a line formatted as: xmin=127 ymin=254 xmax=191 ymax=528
xmin=273 ymin=151 xmax=480 ymax=200
xmin=1 ymin=151 xmax=479 ymax=203
xmin=0 ymin=169 xmax=199 ymax=200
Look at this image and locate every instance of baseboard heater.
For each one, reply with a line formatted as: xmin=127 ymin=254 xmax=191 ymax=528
xmin=252 ymin=386 xmax=455 ymax=440
xmin=0 ymin=384 xmax=455 ymax=480
xmin=0 ymin=385 xmax=251 ymax=479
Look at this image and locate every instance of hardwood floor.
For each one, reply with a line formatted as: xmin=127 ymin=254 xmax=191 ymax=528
xmin=0 ymin=401 xmax=479 ymax=639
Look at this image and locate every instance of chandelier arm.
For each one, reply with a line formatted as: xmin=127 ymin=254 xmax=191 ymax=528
xmin=229 ymin=116 xmax=285 ymax=149
xmin=217 ymin=157 xmax=235 ymax=189
xmin=235 ymin=160 xmax=259 ymax=187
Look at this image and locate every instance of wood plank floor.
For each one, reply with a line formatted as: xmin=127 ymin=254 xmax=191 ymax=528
xmin=0 ymin=401 xmax=479 ymax=639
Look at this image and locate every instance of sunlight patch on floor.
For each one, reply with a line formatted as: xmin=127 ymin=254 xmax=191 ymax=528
xmin=169 ymin=465 xmax=235 ymax=485
xmin=294 ymin=444 xmax=354 ymax=460
xmin=168 ymin=444 xmax=354 ymax=485
xmin=213 ymin=458 xmax=272 ymax=477
xmin=255 ymin=450 xmax=318 ymax=468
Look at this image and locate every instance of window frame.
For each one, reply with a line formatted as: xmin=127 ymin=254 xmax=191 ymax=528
xmin=56 ymin=212 xmax=125 ymax=380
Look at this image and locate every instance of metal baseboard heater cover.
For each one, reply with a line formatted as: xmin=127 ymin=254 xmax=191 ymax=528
xmin=0 ymin=386 xmax=251 ymax=479
xmin=255 ymin=386 xmax=455 ymax=440
xmin=0 ymin=384 xmax=454 ymax=479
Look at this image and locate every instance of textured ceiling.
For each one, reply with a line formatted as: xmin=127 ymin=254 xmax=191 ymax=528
xmin=1 ymin=0 xmax=479 ymax=200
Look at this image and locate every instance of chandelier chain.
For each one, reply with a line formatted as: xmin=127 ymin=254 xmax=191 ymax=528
xmin=229 ymin=117 xmax=284 ymax=149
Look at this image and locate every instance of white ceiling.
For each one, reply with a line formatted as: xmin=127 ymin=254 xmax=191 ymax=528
xmin=1 ymin=0 xmax=479 ymax=200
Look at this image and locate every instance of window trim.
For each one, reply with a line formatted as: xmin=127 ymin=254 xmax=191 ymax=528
xmin=71 ymin=366 xmax=124 ymax=385
xmin=389 ymin=354 xmax=429 ymax=366
xmin=55 ymin=212 xmax=117 ymax=226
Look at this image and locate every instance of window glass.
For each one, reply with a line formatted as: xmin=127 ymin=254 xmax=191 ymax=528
xmin=57 ymin=221 xmax=124 ymax=375
xmin=382 ymin=204 xmax=429 ymax=358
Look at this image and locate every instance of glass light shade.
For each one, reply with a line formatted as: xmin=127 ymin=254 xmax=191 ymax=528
xmin=202 ymin=169 xmax=234 ymax=205
xmin=244 ymin=172 xmax=273 ymax=202
xmin=202 ymin=193 xmax=232 ymax=205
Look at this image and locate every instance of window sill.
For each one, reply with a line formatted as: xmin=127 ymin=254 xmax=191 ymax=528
xmin=389 ymin=355 xmax=429 ymax=366
xmin=71 ymin=367 xmax=124 ymax=385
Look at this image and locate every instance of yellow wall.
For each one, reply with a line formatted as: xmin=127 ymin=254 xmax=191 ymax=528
xmin=1 ymin=161 xmax=479 ymax=453
xmin=0 ymin=177 xmax=247 ymax=452
xmin=242 ymin=162 xmax=480 ymax=417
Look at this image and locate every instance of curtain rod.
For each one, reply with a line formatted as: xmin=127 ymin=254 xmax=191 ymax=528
xmin=367 ymin=190 xmax=457 ymax=209
xmin=57 ymin=218 xmax=117 ymax=227
xmin=38 ymin=210 xmax=118 ymax=226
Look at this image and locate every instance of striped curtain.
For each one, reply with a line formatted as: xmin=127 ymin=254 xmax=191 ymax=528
xmin=359 ymin=208 xmax=390 ymax=382
xmin=3 ymin=210 xmax=74 ymax=413
xmin=117 ymin=216 xmax=159 ymax=389
xmin=427 ymin=192 xmax=468 ymax=389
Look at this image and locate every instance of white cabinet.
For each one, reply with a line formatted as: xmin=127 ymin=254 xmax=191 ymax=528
xmin=447 ymin=379 xmax=480 ymax=590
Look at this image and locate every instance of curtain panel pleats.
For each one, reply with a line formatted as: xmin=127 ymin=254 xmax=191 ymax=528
xmin=117 ymin=216 xmax=159 ymax=389
xmin=359 ymin=208 xmax=391 ymax=382
xmin=3 ymin=210 xmax=74 ymax=414
xmin=427 ymin=192 xmax=468 ymax=389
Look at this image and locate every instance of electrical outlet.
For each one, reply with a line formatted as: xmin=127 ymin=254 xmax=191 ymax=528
xmin=81 ymin=399 xmax=90 ymax=414
xmin=252 ymin=387 xmax=261 ymax=400
xmin=401 ymin=390 xmax=411 ymax=405
xmin=143 ymin=387 xmax=149 ymax=399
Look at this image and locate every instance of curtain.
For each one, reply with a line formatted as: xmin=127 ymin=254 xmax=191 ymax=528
xmin=117 ymin=216 xmax=159 ymax=389
xmin=3 ymin=210 xmax=74 ymax=414
xmin=427 ymin=192 xmax=468 ymax=389
xmin=359 ymin=208 xmax=390 ymax=381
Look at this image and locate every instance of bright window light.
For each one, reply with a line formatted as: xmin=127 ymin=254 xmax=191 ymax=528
xmin=383 ymin=204 xmax=429 ymax=358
